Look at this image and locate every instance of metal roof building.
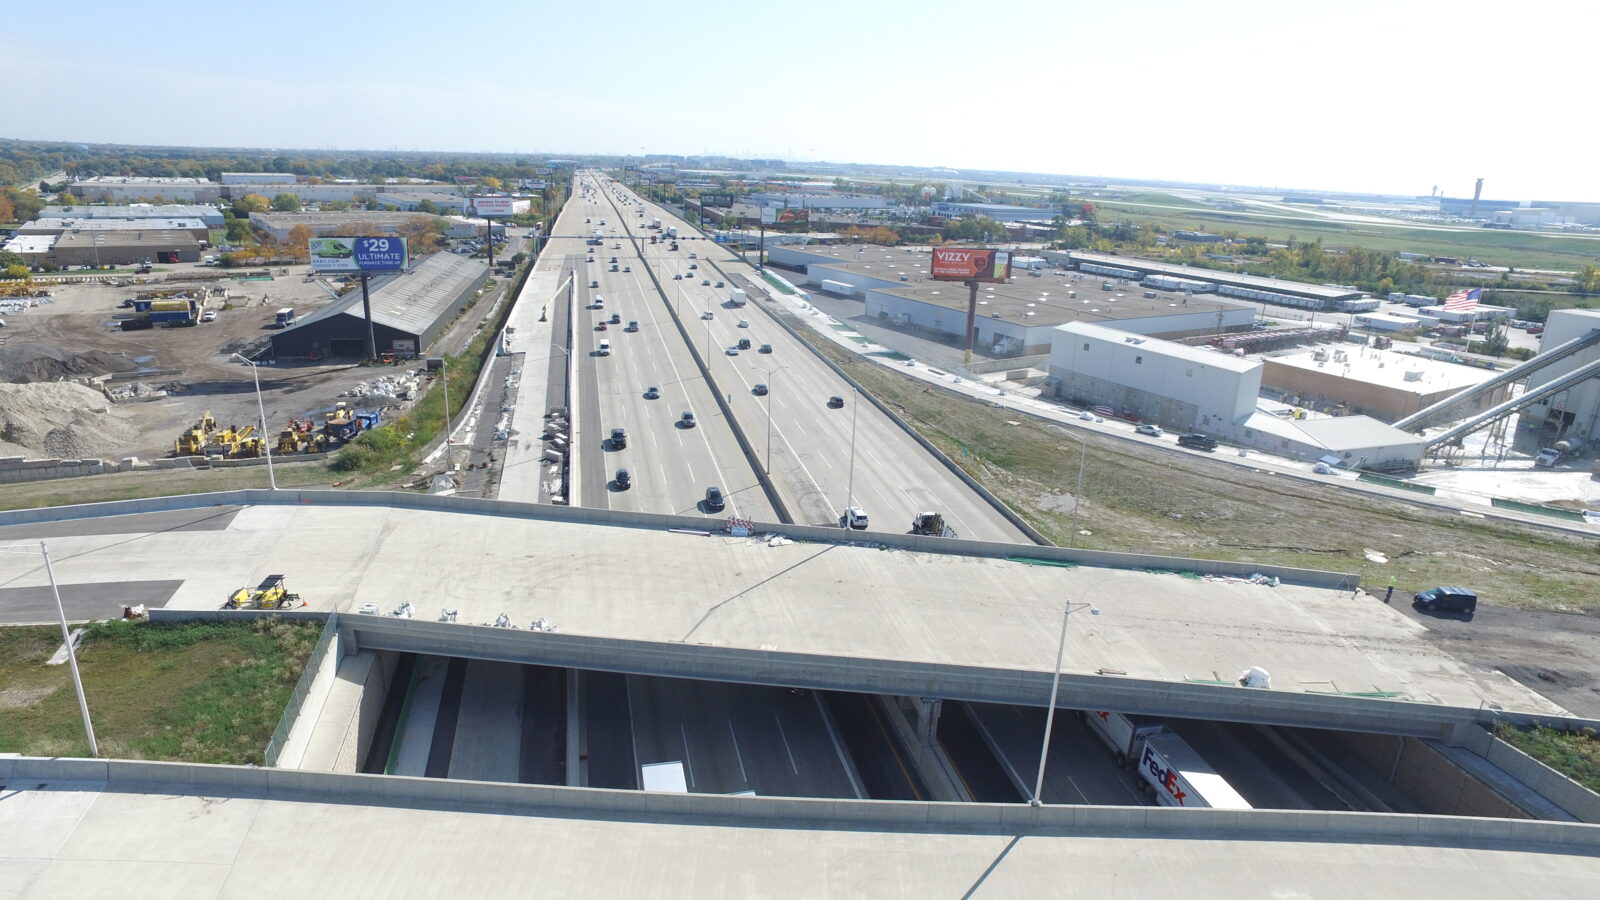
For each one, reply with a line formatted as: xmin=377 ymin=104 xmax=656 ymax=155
xmin=250 ymin=211 xmax=438 ymax=242
xmin=49 ymin=230 xmax=201 ymax=266
xmin=268 ymin=253 xmax=488 ymax=359
xmin=38 ymin=204 xmax=226 ymax=227
xmin=20 ymin=217 xmax=211 ymax=240
xmin=1050 ymin=251 xmax=1366 ymax=308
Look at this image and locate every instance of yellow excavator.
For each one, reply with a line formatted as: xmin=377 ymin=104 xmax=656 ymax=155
xmin=173 ymin=410 xmax=218 ymax=456
xmin=222 ymin=575 xmax=302 ymax=610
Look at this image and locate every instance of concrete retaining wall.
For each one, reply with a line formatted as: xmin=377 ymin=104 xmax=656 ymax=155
xmin=3 ymin=755 xmax=1597 ymax=853
xmin=0 ymin=488 xmax=1356 ymax=588
xmin=0 ymin=456 xmax=113 ymax=485
xmin=1485 ymin=735 xmax=1600 ymax=824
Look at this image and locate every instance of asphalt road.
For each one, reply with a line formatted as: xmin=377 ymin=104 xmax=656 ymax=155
xmin=0 ymin=507 xmax=241 ymax=542
xmin=588 ymin=175 xmax=1029 ymax=542
xmin=964 ymin=702 xmax=1148 ymax=806
xmin=0 ymin=579 xmax=183 ymax=625
xmin=624 ymin=675 xmax=858 ymax=798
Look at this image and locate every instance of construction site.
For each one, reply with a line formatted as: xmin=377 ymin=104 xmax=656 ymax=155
xmin=0 ymin=248 xmax=501 ymax=478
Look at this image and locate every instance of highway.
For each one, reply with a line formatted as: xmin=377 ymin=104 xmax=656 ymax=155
xmin=583 ymin=174 xmax=1030 ymax=542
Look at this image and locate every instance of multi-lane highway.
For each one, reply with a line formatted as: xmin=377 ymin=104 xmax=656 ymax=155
xmin=548 ymin=172 xmax=1029 ymax=542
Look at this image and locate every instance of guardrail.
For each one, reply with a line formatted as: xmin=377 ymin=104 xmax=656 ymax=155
xmin=3 ymin=756 xmax=1596 ymax=852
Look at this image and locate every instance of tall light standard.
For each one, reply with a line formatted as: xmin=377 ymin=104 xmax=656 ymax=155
xmin=844 ymin=387 xmax=860 ymax=511
xmin=232 ymin=352 xmax=276 ymax=490
xmin=1032 ymin=599 xmax=1100 ymax=806
xmin=1 ymin=542 xmax=100 ymax=757
xmin=763 ymin=364 xmax=791 ymax=474
xmin=440 ymin=357 xmax=451 ymax=446
xmin=1046 ymin=425 xmax=1088 ymax=547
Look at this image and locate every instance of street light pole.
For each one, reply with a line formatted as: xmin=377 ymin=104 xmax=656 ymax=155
xmin=42 ymin=541 xmax=98 ymax=757
xmin=232 ymin=353 xmax=276 ymax=490
xmin=441 ymin=358 xmax=451 ymax=446
xmin=1032 ymin=600 xmax=1099 ymax=806
xmin=845 ymin=388 xmax=859 ymax=510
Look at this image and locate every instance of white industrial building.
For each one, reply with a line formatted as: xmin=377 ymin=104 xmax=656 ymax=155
xmin=221 ymin=173 xmax=297 ymax=184
xmin=1049 ymin=251 xmax=1367 ymax=311
xmin=224 ymin=183 xmax=382 ymax=203
xmin=1049 ymin=322 xmax=1426 ymax=470
xmin=38 ymin=203 xmax=226 ymax=227
xmin=69 ymin=177 xmax=222 ymax=203
xmin=1520 ymin=308 xmax=1600 ymax=447
xmin=748 ymin=193 xmax=891 ymax=211
xmin=931 ymin=201 xmax=1056 ymax=222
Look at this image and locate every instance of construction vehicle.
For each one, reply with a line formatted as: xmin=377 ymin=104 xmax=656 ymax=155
xmin=222 ymin=574 xmax=301 ymax=610
xmin=276 ymin=428 xmax=305 ymax=454
xmin=231 ymin=434 xmax=266 ymax=458
xmin=173 ymin=411 xmax=218 ymax=456
xmin=910 ymin=511 xmax=957 ymax=538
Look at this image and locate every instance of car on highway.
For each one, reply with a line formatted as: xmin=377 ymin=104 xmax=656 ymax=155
xmin=609 ymin=257 xmax=618 ymax=263
xmin=828 ymin=395 xmax=845 ymax=408
xmin=610 ymin=313 xmax=621 ymax=324
xmin=1135 ymin=423 xmax=1163 ymax=437
xmin=726 ymin=347 xmax=740 ymax=356
xmin=614 ymin=468 xmax=631 ymax=490
xmin=843 ymin=506 xmax=869 ymax=529
xmin=610 ymin=427 xmax=627 ymax=449
xmin=199 ymin=311 xmax=217 ymax=323
xmin=704 ymin=486 xmax=726 ymax=512
xmin=626 ymin=320 xmax=639 ymax=332
xmin=624 ymin=265 xmax=631 ymax=272
xmin=759 ymin=344 xmax=772 ymax=353
xmin=702 ymin=279 xmax=711 ymax=285
xmin=679 ymin=410 xmax=696 ymax=428
xmin=689 ymin=252 xmax=698 ymax=259
xmin=701 ymin=310 xmax=714 ymax=320
xmin=596 ymin=322 xmax=608 ymax=331
xmin=644 ymin=385 xmax=660 ymax=399
xmin=688 ymin=263 xmax=697 ymax=270
xmin=1079 ymin=410 xmax=1104 ymax=423
xmin=715 ymin=281 xmax=724 ymax=288
xmin=737 ymin=320 xmax=749 ymax=328
xmin=590 ymin=280 xmax=599 ymax=288
xmin=753 ymin=383 xmax=768 ymax=396
xmin=673 ymin=273 xmax=682 ymax=280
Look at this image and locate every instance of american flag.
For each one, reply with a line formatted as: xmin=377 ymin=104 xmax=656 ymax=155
xmin=1443 ymin=288 xmax=1481 ymax=312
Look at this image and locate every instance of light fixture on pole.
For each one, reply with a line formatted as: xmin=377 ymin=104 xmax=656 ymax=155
xmin=1032 ymin=599 xmax=1100 ymax=806
xmin=231 ymin=352 xmax=276 ymax=490
xmin=1 ymin=541 xmax=100 ymax=757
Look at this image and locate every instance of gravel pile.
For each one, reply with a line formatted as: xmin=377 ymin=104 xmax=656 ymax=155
xmin=0 ymin=341 xmax=140 ymax=384
xmin=0 ymin=382 xmax=137 ymax=460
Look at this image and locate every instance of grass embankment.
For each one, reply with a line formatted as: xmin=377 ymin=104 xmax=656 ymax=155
xmin=1496 ymin=723 xmax=1600 ymax=794
xmin=0 ymin=618 xmax=321 ymax=763
xmin=1095 ymin=201 xmax=1600 ymax=272
xmin=788 ymin=314 xmax=1600 ymax=609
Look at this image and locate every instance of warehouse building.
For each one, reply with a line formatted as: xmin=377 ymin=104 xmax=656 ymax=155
xmin=1045 ymin=251 xmax=1367 ymax=310
xmin=1260 ymin=345 xmax=1502 ymax=422
xmin=1049 ymin=322 xmax=1425 ymax=469
xmin=38 ymin=204 xmax=226 ymax=227
xmin=19 ymin=218 xmax=211 ymax=241
xmin=224 ymin=183 xmax=382 ymax=203
xmin=269 ymin=253 xmax=487 ymax=360
xmin=68 ymin=177 xmax=222 ymax=203
xmin=48 ymin=230 xmax=201 ymax=266
xmin=749 ymin=193 xmax=892 ymax=211
xmin=249 ymin=211 xmax=438 ymax=242
xmin=768 ymin=244 xmax=1254 ymax=356
xmin=221 ymin=173 xmax=297 ymax=184
xmin=931 ymin=201 xmax=1056 ymax=222
xmin=1 ymin=234 xmax=57 ymax=265
xmin=1519 ymin=308 xmax=1600 ymax=446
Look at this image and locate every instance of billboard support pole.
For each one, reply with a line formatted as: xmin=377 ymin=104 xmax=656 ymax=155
xmin=486 ymin=215 xmax=495 ymax=269
xmin=964 ymin=279 xmax=978 ymax=365
xmin=360 ymin=272 xmax=377 ymax=362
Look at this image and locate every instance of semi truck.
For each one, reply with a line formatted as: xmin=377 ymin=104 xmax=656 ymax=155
xmin=910 ymin=511 xmax=957 ymax=538
xmin=1082 ymin=709 xmax=1166 ymax=767
xmin=665 ymin=225 xmax=678 ymax=239
xmin=1137 ymin=732 xmax=1253 ymax=809
xmin=651 ymin=217 xmax=662 ymax=230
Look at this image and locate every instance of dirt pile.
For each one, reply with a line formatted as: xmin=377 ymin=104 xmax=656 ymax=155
xmin=0 ymin=382 xmax=137 ymax=460
xmin=0 ymin=341 xmax=140 ymax=384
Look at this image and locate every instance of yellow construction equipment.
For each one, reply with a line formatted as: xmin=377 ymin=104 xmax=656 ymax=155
xmin=222 ymin=575 xmax=301 ymax=610
xmin=172 ymin=411 xmax=218 ymax=456
xmin=276 ymin=428 xmax=304 ymax=454
xmin=231 ymin=436 xmax=266 ymax=459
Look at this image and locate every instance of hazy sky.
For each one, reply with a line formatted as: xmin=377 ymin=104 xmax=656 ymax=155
xmin=13 ymin=0 xmax=1596 ymax=200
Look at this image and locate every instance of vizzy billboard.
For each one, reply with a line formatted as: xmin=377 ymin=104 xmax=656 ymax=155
xmin=308 ymin=236 xmax=409 ymax=273
xmin=761 ymin=207 xmax=809 ymax=226
xmin=930 ymin=248 xmax=1010 ymax=283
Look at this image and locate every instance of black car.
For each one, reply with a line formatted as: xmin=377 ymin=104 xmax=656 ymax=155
xmin=644 ymin=386 xmax=660 ymax=399
xmin=704 ymin=486 xmax=726 ymax=512
xmin=753 ymin=383 xmax=768 ymax=396
xmin=1177 ymin=433 xmax=1218 ymax=451
xmin=827 ymin=396 xmax=845 ymax=408
xmin=610 ymin=427 xmax=627 ymax=449
xmin=1413 ymin=586 xmax=1477 ymax=614
xmin=615 ymin=468 xmax=631 ymax=490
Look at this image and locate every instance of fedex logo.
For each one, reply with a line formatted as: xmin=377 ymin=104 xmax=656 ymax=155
xmin=1141 ymin=745 xmax=1188 ymax=805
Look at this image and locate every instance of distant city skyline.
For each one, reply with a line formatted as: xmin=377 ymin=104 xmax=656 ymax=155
xmin=13 ymin=0 xmax=1597 ymax=201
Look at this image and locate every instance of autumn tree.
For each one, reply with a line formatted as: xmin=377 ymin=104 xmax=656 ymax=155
xmin=286 ymin=224 xmax=314 ymax=259
xmin=400 ymin=215 xmax=445 ymax=254
xmin=233 ymin=193 xmax=270 ymax=216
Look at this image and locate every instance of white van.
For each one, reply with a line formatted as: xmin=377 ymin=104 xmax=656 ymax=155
xmin=598 ymin=339 xmax=611 ymax=355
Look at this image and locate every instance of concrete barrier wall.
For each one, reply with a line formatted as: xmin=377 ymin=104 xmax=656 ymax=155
xmin=341 ymin=613 xmax=1484 ymax=742
xmin=0 ymin=488 xmax=1352 ymax=589
xmin=0 ymin=457 xmax=112 ymax=485
xmin=1485 ymin=735 xmax=1600 ymax=824
xmin=264 ymin=617 xmax=340 ymax=766
xmin=2 ymin=755 xmax=1597 ymax=853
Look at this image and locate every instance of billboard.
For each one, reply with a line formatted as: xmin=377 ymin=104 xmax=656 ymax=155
xmin=701 ymin=193 xmax=735 ymax=208
xmin=308 ymin=237 xmax=409 ymax=273
xmin=469 ymin=196 xmax=515 ymax=217
xmin=930 ymin=248 xmax=1010 ymax=283
xmin=760 ymin=207 xmax=810 ymax=226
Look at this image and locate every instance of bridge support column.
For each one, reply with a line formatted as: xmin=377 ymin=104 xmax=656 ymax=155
xmin=882 ymin=695 xmax=968 ymax=801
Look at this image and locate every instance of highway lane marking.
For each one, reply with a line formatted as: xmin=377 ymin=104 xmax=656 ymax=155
xmin=728 ymin=719 xmax=749 ymax=785
xmin=774 ymin=713 xmax=800 ymax=775
xmin=680 ymin=722 xmax=697 ymax=789
xmin=811 ymin=693 xmax=865 ymax=800
xmin=966 ymin=704 xmax=1030 ymax=800
xmin=865 ymin=695 xmax=923 ymax=801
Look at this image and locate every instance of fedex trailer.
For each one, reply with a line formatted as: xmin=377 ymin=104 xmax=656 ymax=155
xmin=1082 ymin=710 xmax=1166 ymax=768
xmin=1137 ymin=732 xmax=1252 ymax=809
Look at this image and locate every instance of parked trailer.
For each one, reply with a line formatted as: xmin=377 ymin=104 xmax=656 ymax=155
xmin=1137 ymin=732 xmax=1253 ymax=809
xmin=1082 ymin=709 xmax=1166 ymax=767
